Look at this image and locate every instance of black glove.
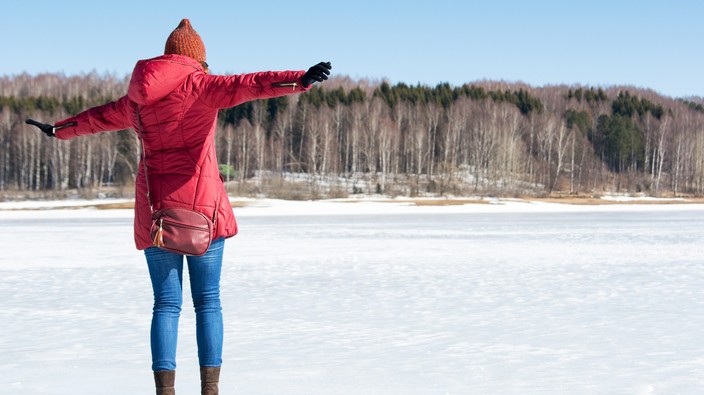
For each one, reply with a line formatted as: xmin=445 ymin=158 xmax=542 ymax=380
xmin=25 ymin=119 xmax=76 ymax=137
xmin=301 ymin=61 xmax=332 ymax=88
xmin=25 ymin=119 xmax=56 ymax=137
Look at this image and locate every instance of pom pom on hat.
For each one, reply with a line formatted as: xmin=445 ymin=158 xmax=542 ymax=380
xmin=164 ymin=19 xmax=206 ymax=62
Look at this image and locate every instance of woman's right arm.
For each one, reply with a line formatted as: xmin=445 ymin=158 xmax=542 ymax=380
xmin=54 ymin=96 xmax=133 ymax=140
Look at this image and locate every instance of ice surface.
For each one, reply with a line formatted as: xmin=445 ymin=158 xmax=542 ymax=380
xmin=1 ymin=201 xmax=704 ymax=394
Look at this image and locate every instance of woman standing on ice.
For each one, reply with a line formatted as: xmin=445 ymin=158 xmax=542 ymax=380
xmin=26 ymin=18 xmax=331 ymax=395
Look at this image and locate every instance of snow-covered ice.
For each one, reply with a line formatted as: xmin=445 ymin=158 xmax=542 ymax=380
xmin=1 ymin=200 xmax=704 ymax=394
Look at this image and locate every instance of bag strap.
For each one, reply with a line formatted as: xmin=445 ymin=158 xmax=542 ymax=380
xmin=135 ymin=106 xmax=154 ymax=215
xmin=135 ymin=105 xmax=221 ymax=223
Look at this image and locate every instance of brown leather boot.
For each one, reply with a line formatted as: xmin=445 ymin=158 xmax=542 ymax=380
xmin=154 ymin=370 xmax=175 ymax=395
xmin=200 ymin=366 xmax=220 ymax=395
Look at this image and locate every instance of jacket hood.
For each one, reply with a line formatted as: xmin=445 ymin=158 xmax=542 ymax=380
xmin=127 ymin=54 xmax=204 ymax=106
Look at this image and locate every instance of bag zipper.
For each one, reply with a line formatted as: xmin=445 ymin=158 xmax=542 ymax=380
xmin=160 ymin=217 xmax=210 ymax=231
xmin=153 ymin=218 xmax=164 ymax=247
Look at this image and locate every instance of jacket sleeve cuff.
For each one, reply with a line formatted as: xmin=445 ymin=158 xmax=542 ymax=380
xmin=53 ymin=117 xmax=79 ymax=140
xmin=298 ymin=76 xmax=312 ymax=92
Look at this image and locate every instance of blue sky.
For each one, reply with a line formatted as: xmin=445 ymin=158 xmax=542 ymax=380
xmin=2 ymin=0 xmax=702 ymax=98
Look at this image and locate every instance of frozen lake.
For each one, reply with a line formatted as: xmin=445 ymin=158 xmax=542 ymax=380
xmin=1 ymin=203 xmax=704 ymax=394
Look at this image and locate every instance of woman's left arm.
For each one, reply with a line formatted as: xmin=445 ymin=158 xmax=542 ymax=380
xmin=54 ymin=96 xmax=133 ymax=140
xmin=197 ymin=70 xmax=311 ymax=110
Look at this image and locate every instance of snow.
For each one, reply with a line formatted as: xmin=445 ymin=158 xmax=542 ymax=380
xmin=0 ymin=198 xmax=133 ymax=211
xmin=2 ymin=199 xmax=704 ymax=394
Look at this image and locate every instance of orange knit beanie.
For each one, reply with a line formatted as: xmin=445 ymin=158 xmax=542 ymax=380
xmin=164 ymin=19 xmax=206 ymax=62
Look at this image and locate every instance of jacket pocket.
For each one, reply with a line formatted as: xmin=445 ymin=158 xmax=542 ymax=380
xmin=271 ymin=81 xmax=299 ymax=90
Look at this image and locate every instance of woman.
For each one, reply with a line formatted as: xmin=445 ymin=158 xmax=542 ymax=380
xmin=26 ymin=18 xmax=331 ymax=395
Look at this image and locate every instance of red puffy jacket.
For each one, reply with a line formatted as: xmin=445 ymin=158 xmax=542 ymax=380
xmin=55 ymin=54 xmax=309 ymax=250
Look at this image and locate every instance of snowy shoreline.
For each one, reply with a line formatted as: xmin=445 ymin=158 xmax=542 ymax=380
xmin=1 ymin=196 xmax=704 ymax=220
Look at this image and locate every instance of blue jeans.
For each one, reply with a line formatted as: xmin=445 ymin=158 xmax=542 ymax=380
xmin=145 ymin=237 xmax=225 ymax=372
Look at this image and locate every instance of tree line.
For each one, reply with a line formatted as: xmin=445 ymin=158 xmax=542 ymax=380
xmin=1 ymin=71 xmax=703 ymax=199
